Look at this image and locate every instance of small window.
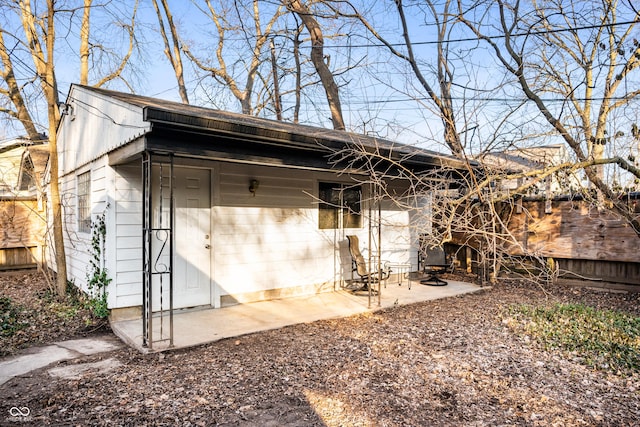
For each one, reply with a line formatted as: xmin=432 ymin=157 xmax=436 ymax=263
xmin=18 ymin=157 xmax=35 ymax=191
xmin=77 ymin=171 xmax=91 ymax=233
xmin=318 ymin=182 xmax=362 ymax=229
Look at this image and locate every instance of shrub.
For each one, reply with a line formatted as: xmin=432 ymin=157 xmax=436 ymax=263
xmin=0 ymin=297 xmax=28 ymax=337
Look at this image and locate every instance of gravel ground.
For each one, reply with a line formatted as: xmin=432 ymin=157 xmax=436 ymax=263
xmin=1 ymin=270 xmax=639 ymax=426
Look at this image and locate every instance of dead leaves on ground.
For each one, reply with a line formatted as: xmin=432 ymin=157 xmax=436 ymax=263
xmin=1 ymin=273 xmax=639 ymax=425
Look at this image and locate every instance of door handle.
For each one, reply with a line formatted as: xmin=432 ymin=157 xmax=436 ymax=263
xmin=205 ymin=244 xmax=211 ymax=249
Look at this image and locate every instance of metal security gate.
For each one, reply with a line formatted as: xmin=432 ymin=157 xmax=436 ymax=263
xmin=142 ymin=151 xmax=174 ymax=350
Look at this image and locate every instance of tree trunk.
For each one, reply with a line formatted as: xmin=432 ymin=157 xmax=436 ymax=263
xmin=270 ymin=38 xmax=282 ymax=120
xmin=284 ymin=0 xmax=345 ymax=130
xmin=152 ymin=0 xmax=189 ymax=104
xmin=44 ymin=0 xmax=68 ymax=298
xmin=79 ymin=0 xmax=91 ymax=85
xmin=0 ymin=30 xmax=41 ymax=140
xmin=48 ymin=130 xmax=67 ymax=297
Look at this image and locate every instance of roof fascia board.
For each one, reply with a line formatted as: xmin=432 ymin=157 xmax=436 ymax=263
xmin=142 ymin=106 xmax=471 ymax=172
xmin=108 ymin=137 xmax=146 ymax=166
xmin=142 ymin=107 xmax=341 ymax=152
xmin=145 ymin=151 xmax=369 ymax=176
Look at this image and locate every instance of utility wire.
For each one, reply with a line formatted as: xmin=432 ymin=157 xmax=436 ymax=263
xmin=264 ymin=19 xmax=640 ymax=49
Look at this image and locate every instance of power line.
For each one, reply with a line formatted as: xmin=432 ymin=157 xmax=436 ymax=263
xmin=276 ymin=94 xmax=639 ymax=106
xmin=272 ymin=19 xmax=640 ymax=49
xmin=361 ymin=95 xmax=639 ymax=104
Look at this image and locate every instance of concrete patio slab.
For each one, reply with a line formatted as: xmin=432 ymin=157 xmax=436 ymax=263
xmin=0 ymin=335 xmax=122 ymax=386
xmin=56 ymin=337 xmax=121 ymax=355
xmin=48 ymin=358 xmax=123 ymax=380
xmin=111 ymin=279 xmax=484 ymax=353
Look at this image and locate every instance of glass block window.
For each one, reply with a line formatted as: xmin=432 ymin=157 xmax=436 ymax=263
xmin=77 ymin=171 xmax=91 ymax=233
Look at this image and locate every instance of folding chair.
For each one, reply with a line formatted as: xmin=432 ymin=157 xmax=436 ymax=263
xmin=345 ymin=235 xmax=391 ymax=293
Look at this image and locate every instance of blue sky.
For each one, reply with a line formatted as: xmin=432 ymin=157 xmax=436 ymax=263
xmin=2 ymin=0 xmax=639 ymax=171
xmin=0 ymin=1 xmax=483 ymax=153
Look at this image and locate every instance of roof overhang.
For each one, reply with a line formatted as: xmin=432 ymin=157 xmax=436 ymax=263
xmin=90 ymin=83 xmax=475 ymax=176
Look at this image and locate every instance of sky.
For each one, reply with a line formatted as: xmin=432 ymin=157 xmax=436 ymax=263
xmin=1 ymin=0 xmax=639 ymax=172
xmin=0 ymin=1 xmax=493 ymax=153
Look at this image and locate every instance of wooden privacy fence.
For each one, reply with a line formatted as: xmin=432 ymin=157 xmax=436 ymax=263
xmin=0 ymin=197 xmax=46 ymax=269
xmin=500 ymin=197 xmax=640 ymax=285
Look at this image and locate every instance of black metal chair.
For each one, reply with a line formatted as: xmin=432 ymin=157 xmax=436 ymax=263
xmin=345 ymin=235 xmax=391 ymax=293
xmin=418 ymin=243 xmax=450 ymax=286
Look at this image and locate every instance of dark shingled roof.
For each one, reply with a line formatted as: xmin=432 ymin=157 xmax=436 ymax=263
xmin=72 ymin=84 xmax=474 ymax=171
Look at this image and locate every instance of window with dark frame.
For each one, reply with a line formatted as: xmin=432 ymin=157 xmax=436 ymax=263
xmin=77 ymin=171 xmax=91 ymax=233
xmin=18 ymin=157 xmax=34 ymax=191
xmin=318 ymin=182 xmax=362 ymax=229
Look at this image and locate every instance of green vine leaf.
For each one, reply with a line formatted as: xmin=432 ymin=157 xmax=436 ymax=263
xmin=85 ymin=210 xmax=110 ymax=318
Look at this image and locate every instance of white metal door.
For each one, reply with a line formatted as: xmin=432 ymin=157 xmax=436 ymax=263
xmin=174 ymin=168 xmax=211 ymax=308
xmin=152 ymin=167 xmax=211 ymax=310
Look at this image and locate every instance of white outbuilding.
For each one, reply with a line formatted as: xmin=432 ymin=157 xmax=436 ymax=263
xmin=55 ymin=84 xmax=469 ymax=348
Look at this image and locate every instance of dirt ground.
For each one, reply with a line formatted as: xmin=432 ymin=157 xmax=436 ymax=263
xmin=1 ymin=270 xmax=639 ymax=426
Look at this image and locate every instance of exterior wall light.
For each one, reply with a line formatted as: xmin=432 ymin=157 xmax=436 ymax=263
xmin=249 ymin=179 xmax=259 ymax=196
xmin=57 ymin=102 xmax=75 ymax=120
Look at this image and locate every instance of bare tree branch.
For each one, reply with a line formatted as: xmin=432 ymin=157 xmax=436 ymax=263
xmin=283 ymin=0 xmax=345 ymax=130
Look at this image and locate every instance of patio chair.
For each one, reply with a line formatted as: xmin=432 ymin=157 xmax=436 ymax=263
xmin=345 ymin=235 xmax=391 ymax=293
xmin=418 ymin=242 xmax=451 ymax=286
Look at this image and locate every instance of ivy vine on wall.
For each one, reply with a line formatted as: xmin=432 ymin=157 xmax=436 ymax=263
xmin=86 ymin=208 xmax=111 ymax=318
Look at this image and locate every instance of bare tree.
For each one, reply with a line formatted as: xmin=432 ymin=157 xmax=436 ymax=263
xmin=151 ymin=0 xmax=189 ymax=103
xmin=0 ymin=0 xmax=139 ymax=297
xmin=457 ymin=0 xmax=640 ymax=234
xmin=318 ymin=0 xmax=640 ymax=287
xmin=183 ymin=0 xmax=286 ymax=115
xmin=326 ymin=0 xmax=468 ymax=154
xmin=0 ymin=29 xmax=41 ymax=140
xmin=79 ymin=0 xmax=91 ymax=85
xmin=328 ymin=135 xmax=562 ymax=285
xmin=283 ymin=0 xmax=345 ymax=130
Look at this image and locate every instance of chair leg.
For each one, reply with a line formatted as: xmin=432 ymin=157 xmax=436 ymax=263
xmin=351 ymin=281 xmax=379 ymax=295
xmin=420 ymin=274 xmax=448 ymax=286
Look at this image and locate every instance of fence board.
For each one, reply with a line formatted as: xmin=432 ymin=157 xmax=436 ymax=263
xmin=503 ymin=199 xmax=640 ymax=263
xmin=557 ymin=258 xmax=640 ymax=285
xmin=0 ymin=246 xmax=40 ymax=269
xmin=0 ymin=198 xmax=46 ymax=268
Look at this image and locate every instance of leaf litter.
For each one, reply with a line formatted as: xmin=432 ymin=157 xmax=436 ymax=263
xmin=1 ymin=270 xmax=639 ymax=426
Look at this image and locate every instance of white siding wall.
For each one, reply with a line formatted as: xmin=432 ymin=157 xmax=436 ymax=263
xmin=60 ymin=156 xmax=144 ymax=309
xmin=57 ymin=86 xmax=150 ymax=176
xmin=212 ymin=163 xmax=414 ymax=300
xmin=60 ymin=156 xmax=110 ymax=295
xmin=73 ymin=158 xmax=417 ymax=309
xmin=112 ymin=164 xmax=143 ymax=308
xmin=378 ymin=182 xmax=419 ymax=269
xmin=213 ymin=163 xmax=335 ymax=297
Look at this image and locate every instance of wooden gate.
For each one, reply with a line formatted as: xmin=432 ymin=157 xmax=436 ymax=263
xmin=0 ymin=198 xmax=46 ymax=269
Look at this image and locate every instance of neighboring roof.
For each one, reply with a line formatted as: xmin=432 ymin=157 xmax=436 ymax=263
xmin=0 ymin=135 xmax=47 ymax=152
xmin=69 ymin=85 xmax=474 ymax=173
xmin=479 ymin=144 xmax=569 ymax=172
xmin=0 ymin=136 xmax=33 ymax=154
xmin=17 ymin=144 xmax=49 ymax=191
xmin=23 ymin=144 xmax=49 ymax=172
